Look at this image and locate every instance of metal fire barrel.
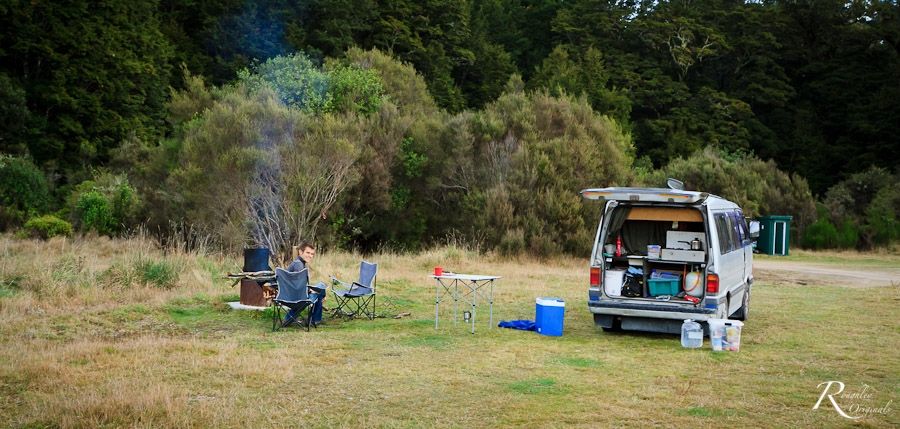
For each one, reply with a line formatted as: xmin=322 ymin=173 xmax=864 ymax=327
xmin=243 ymin=247 xmax=271 ymax=272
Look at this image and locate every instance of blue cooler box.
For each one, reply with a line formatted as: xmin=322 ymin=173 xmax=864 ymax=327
xmin=535 ymin=297 xmax=565 ymax=336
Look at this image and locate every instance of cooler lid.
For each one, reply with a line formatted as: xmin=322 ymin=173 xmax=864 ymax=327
xmin=536 ymin=297 xmax=565 ymax=307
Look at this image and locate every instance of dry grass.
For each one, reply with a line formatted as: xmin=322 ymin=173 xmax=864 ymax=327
xmin=1 ymin=235 xmax=897 ymax=428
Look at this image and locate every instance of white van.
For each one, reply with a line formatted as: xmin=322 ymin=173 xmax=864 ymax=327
xmin=581 ymin=181 xmax=760 ymax=334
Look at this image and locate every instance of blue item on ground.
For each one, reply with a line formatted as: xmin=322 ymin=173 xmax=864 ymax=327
xmin=497 ymin=320 xmax=536 ymax=331
xmin=535 ymin=297 xmax=565 ymax=336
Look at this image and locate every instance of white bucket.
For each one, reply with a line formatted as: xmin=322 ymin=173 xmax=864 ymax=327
xmin=604 ymin=269 xmax=625 ymax=296
xmin=708 ymin=319 xmax=743 ymax=351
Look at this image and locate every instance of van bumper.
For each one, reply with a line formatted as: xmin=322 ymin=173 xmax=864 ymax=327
xmin=588 ymin=301 xmax=716 ymax=321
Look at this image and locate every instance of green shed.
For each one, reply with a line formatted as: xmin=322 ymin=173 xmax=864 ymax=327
xmin=757 ymin=215 xmax=792 ymax=255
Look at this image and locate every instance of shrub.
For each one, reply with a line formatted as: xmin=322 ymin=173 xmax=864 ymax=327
xmin=662 ymin=148 xmax=817 ymax=238
xmin=69 ymin=174 xmax=140 ymax=236
xmin=326 ymin=63 xmax=385 ymax=115
xmin=822 ymin=166 xmax=898 ymax=248
xmin=239 ymin=53 xmax=331 ymax=113
xmin=75 ymin=190 xmax=116 ymax=235
xmin=865 ymin=184 xmax=900 ymax=246
xmin=23 ymin=215 xmax=72 ymax=239
xmin=801 ymin=218 xmax=838 ymax=249
xmin=464 ymin=87 xmax=633 ymax=254
xmin=836 ymin=220 xmax=860 ymax=249
xmin=0 ymin=155 xmax=52 ymax=229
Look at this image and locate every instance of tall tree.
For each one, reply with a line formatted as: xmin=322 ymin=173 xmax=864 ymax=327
xmin=0 ymin=0 xmax=173 ymax=181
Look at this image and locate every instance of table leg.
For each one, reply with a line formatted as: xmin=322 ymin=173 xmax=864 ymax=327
xmin=489 ymin=280 xmax=494 ymax=329
xmin=453 ymin=279 xmax=459 ymax=325
xmin=434 ymin=279 xmax=439 ymax=329
xmin=471 ymin=280 xmax=477 ymax=334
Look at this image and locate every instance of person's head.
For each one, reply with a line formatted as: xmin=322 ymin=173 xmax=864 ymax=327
xmin=299 ymin=241 xmax=316 ymax=262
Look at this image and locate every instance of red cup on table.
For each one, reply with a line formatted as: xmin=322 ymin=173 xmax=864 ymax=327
xmin=434 ymin=266 xmax=443 ymax=276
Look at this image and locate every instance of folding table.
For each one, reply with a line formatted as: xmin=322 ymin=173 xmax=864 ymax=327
xmin=431 ymin=273 xmax=501 ymax=334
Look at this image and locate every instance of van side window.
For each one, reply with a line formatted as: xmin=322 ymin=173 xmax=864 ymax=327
xmin=734 ymin=210 xmax=748 ymax=246
xmin=724 ymin=213 xmax=737 ymax=252
xmin=715 ymin=213 xmax=731 ymax=254
xmin=730 ymin=211 xmax=745 ymax=248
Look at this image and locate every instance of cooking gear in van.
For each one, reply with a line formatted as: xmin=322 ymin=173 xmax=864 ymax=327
xmin=677 ymin=238 xmax=703 ymax=251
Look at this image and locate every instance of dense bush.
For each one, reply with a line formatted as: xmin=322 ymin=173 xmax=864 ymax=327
xmin=167 ymin=82 xmax=363 ymax=258
xmin=462 ymin=82 xmax=633 ymax=254
xmin=802 ymin=205 xmax=859 ymax=249
xmin=820 ymin=167 xmax=899 ymax=248
xmin=69 ymin=174 xmax=140 ymax=236
xmin=863 ymin=180 xmax=900 ymax=247
xmin=239 ymin=53 xmax=331 ymax=113
xmin=659 ymin=148 xmax=817 ymax=239
xmin=325 ymin=63 xmax=385 ymax=115
xmin=23 ymin=215 xmax=72 ymax=239
xmin=0 ymin=155 xmax=52 ymax=229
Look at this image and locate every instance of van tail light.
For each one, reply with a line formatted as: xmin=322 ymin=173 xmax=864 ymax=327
xmin=706 ymin=274 xmax=719 ymax=294
xmin=590 ymin=267 xmax=601 ymax=287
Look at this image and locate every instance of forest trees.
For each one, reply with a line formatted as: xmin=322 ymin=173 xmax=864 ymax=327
xmin=0 ymin=0 xmax=172 ymax=179
xmin=1 ymin=0 xmax=897 ymax=251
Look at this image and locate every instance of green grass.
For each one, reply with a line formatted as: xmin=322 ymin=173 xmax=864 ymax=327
xmin=553 ymin=357 xmax=602 ymax=368
xmin=1 ymin=242 xmax=897 ymax=428
xmin=507 ymin=378 xmax=561 ymax=395
xmin=0 ymin=274 xmax=21 ymax=298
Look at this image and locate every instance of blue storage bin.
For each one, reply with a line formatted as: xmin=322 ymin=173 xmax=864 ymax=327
xmin=535 ymin=297 xmax=565 ymax=336
xmin=647 ymin=278 xmax=680 ymax=296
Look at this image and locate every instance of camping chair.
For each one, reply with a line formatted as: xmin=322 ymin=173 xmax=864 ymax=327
xmin=330 ymin=261 xmax=377 ymax=319
xmin=272 ymin=267 xmax=317 ymax=331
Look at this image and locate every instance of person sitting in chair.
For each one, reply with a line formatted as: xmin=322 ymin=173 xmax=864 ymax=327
xmin=284 ymin=241 xmax=327 ymax=326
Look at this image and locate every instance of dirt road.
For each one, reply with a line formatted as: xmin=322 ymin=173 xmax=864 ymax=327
xmin=754 ymin=259 xmax=900 ymax=288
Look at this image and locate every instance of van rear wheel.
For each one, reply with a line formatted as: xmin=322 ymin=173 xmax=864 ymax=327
xmin=596 ymin=314 xmax=622 ymax=332
xmin=733 ymin=287 xmax=750 ymax=321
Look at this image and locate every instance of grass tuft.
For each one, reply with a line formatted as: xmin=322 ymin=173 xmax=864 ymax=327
xmin=138 ymin=259 xmax=180 ymax=289
xmin=507 ymin=378 xmax=561 ymax=395
xmin=554 ymin=357 xmax=602 ymax=368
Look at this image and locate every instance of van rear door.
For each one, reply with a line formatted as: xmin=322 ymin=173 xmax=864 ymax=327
xmin=581 ymin=188 xmax=709 ymax=204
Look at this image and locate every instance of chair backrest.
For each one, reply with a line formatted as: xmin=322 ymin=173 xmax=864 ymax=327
xmin=275 ymin=267 xmax=310 ymax=303
xmin=358 ymin=261 xmax=377 ymax=289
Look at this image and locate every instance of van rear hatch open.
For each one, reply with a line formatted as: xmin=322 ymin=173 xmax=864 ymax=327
xmin=581 ymin=187 xmax=709 ymax=204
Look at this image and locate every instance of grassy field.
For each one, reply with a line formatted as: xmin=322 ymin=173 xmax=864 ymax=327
xmin=1 ymin=236 xmax=897 ymax=428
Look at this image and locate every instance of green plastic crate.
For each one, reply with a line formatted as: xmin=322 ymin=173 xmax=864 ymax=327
xmin=648 ymin=278 xmax=681 ymax=296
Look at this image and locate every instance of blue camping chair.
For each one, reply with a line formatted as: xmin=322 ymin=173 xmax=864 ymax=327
xmin=272 ymin=267 xmax=318 ymax=331
xmin=330 ymin=261 xmax=377 ymax=319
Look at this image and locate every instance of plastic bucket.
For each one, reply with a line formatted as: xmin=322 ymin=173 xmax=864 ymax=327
xmin=535 ymin=297 xmax=565 ymax=336
xmin=604 ymin=270 xmax=625 ymax=296
xmin=708 ymin=319 xmax=743 ymax=351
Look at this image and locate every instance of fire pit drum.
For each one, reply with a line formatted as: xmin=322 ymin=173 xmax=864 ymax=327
xmin=240 ymin=279 xmax=275 ymax=307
